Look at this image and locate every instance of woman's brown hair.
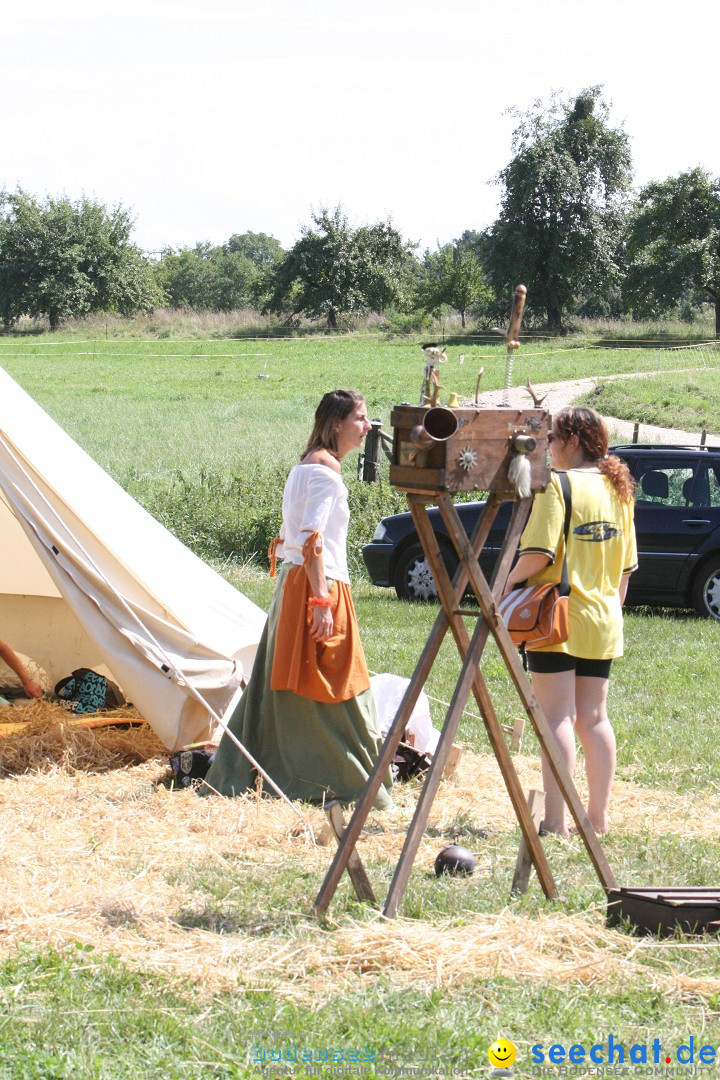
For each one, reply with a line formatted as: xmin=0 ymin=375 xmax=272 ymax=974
xmin=302 ymin=390 xmax=365 ymax=458
xmin=553 ymin=406 xmax=636 ymax=503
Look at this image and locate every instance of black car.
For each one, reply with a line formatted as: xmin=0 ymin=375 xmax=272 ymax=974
xmin=362 ymin=444 xmax=720 ymax=620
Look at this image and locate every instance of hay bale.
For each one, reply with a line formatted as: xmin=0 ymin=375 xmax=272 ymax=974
xmin=0 ymin=699 xmax=166 ymax=775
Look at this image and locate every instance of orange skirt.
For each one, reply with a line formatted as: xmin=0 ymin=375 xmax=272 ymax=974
xmin=269 ymin=564 xmax=371 ymax=704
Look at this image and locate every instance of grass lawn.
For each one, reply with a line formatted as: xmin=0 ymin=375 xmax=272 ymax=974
xmin=578 ymin=367 xmax=720 ymax=434
xmin=3 ymin=332 xmax=720 ymax=573
xmin=3 ymin=334 xmax=719 ymax=483
xmin=1 ymin=330 xmax=719 ymax=1077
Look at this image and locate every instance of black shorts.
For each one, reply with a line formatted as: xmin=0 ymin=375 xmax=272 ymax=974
xmin=525 ymin=651 xmax=612 ymax=679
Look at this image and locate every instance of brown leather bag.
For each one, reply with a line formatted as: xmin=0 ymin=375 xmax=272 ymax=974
xmin=498 ymin=472 xmax=572 ymax=651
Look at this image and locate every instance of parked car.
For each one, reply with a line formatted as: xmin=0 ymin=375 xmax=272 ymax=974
xmin=362 ymin=444 xmax=720 ymax=620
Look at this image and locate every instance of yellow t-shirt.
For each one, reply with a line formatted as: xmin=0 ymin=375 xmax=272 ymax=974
xmin=518 ymin=469 xmax=638 ymax=659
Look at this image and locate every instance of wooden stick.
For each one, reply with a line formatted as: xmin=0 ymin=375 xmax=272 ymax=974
xmin=506 ymin=284 xmax=527 ymax=346
xmin=511 ymin=789 xmax=545 ymax=895
xmin=324 ymin=801 xmax=376 ymax=905
xmin=510 ymin=716 xmax=525 ymax=753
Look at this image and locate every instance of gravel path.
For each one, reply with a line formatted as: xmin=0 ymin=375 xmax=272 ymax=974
xmin=476 ymin=369 xmax=718 ymax=446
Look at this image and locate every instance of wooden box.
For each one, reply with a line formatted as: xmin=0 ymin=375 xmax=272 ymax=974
xmin=606 ymin=887 xmax=720 ymax=936
xmin=389 ymin=405 xmax=551 ymax=494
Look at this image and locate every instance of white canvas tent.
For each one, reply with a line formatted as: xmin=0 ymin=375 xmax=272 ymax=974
xmin=0 ymin=367 xmax=267 ymax=751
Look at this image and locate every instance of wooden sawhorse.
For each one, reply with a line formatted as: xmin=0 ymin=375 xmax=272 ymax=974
xmin=314 ymin=490 xmax=616 ymax=918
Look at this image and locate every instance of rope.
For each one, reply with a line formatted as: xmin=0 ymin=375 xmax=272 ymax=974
xmin=1 ymin=338 xmax=717 ymax=356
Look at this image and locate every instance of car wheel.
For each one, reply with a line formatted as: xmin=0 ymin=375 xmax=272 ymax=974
xmin=692 ymin=558 xmax=720 ymax=620
xmin=393 ymin=541 xmax=458 ymax=602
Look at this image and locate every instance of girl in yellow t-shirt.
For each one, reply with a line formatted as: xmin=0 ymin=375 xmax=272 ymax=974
xmin=503 ymin=407 xmax=637 ymax=837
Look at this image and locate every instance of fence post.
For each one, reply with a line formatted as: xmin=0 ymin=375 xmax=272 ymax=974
xmin=361 ymin=420 xmax=383 ymax=483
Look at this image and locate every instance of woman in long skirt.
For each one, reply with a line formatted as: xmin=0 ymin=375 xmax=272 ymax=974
xmin=204 ymin=390 xmax=393 ymax=809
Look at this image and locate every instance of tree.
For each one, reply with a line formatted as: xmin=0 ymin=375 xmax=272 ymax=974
xmin=419 ymin=241 xmax=491 ymax=326
xmin=225 ymin=231 xmax=284 ymax=270
xmin=623 ymin=168 xmax=720 ymax=337
xmin=154 ymin=243 xmax=227 ymax=309
xmin=487 ymin=87 xmax=632 ymax=331
xmin=154 ymin=232 xmax=285 ymax=311
xmin=0 ymin=190 xmax=42 ymax=330
xmin=0 ymin=190 xmax=158 ymax=330
xmin=262 ymin=207 xmax=416 ymax=328
xmin=222 ymin=231 xmax=285 ymax=308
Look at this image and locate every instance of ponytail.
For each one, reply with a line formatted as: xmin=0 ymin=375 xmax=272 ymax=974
xmin=598 ymin=454 xmax=636 ymax=503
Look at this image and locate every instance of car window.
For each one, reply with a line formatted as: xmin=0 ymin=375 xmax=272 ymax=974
xmin=634 ymin=463 xmax=695 ymax=507
xmin=708 ymin=464 xmax=720 ymax=508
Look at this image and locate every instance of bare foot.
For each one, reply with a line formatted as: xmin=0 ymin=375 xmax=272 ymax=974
xmin=539 ymin=821 xmax=570 ymax=839
xmin=569 ymin=820 xmax=609 ymax=837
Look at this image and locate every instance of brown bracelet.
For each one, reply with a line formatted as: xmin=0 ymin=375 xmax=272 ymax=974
xmin=308 ymin=595 xmax=332 ymax=609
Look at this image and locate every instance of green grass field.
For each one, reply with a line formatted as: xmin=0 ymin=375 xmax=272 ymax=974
xmin=578 ymin=367 xmax=720 ymax=434
xmin=3 ymin=332 xmax=720 ymax=573
xmin=1 ymin=330 xmax=720 ymax=1077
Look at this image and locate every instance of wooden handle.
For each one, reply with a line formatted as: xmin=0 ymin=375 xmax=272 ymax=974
xmin=506 ymin=284 xmax=527 ymax=345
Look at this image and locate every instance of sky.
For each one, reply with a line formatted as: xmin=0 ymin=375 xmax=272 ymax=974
xmin=3 ymin=0 xmax=717 ymax=256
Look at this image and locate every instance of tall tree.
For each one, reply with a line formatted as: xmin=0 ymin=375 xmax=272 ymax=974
xmin=623 ymin=168 xmax=720 ymax=337
xmin=0 ymin=190 xmax=157 ymax=330
xmin=262 ymin=207 xmax=416 ymax=328
xmin=419 ymin=241 xmax=491 ymax=326
xmin=487 ymin=87 xmax=632 ymax=331
xmin=0 ymin=190 xmax=41 ymax=330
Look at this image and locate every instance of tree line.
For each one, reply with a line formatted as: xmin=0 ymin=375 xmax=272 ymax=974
xmin=2 ymin=86 xmax=719 ymax=335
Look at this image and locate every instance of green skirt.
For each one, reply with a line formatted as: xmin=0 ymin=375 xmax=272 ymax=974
xmin=204 ymin=564 xmax=393 ymax=809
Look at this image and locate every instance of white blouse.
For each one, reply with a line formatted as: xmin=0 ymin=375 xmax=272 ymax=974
xmin=277 ymin=464 xmax=350 ymax=584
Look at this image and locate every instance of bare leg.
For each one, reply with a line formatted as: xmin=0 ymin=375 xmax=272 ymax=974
xmin=529 ymin=669 xmax=577 ymax=837
xmin=574 ymin=675 xmax=614 ymax=834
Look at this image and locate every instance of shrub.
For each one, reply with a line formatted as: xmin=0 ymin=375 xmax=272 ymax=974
xmin=128 ymin=464 xmax=405 ymax=579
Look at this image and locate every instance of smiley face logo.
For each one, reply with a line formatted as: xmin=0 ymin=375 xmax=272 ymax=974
xmin=488 ymin=1038 xmax=517 ymax=1070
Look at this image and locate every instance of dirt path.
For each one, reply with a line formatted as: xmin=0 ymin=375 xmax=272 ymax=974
xmin=477 ymin=368 xmax=718 ymax=445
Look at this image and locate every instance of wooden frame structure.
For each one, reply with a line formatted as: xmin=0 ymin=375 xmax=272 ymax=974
xmin=315 ymin=452 xmax=617 ymax=918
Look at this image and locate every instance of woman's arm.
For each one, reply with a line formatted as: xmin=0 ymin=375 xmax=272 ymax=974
xmin=502 ymin=552 xmax=552 ymax=596
xmin=619 ymin=573 xmax=630 ymax=606
xmin=302 ymin=535 xmax=335 ymax=642
xmin=0 ymin=641 xmax=43 ymax=698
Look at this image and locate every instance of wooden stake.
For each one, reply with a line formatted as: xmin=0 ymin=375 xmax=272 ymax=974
xmin=510 ymin=717 xmax=525 ymax=753
xmin=324 ymin=801 xmax=376 ymax=905
xmin=511 ymin=789 xmax=545 ymax=895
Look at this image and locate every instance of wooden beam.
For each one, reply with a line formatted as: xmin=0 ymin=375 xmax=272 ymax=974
xmin=313 ymin=496 xmax=503 ymax=916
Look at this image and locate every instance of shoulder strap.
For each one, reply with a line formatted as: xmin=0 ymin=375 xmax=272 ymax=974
xmin=556 ymin=471 xmax=572 ymax=588
xmin=557 ymin=471 xmax=572 ymax=542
